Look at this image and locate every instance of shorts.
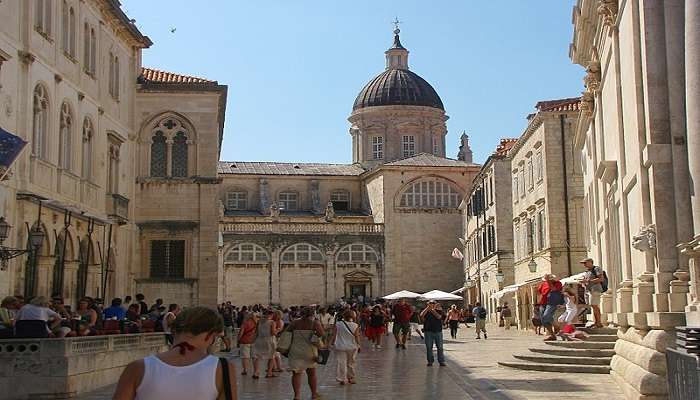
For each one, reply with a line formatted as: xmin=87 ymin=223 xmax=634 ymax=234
xmin=392 ymin=322 xmax=410 ymax=336
xmin=586 ymin=291 xmax=602 ymax=306
xmin=475 ymin=320 xmax=486 ymax=331
xmin=239 ymin=343 xmax=254 ymax=359
xmin=365 ymin=326 xmax=385 ymax=339
xmin=222 ymin=326 xmax=233 ymax=340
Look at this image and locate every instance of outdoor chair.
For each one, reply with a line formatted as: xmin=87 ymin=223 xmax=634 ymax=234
xmin=98 ymin=320 xmax=121 ymax=335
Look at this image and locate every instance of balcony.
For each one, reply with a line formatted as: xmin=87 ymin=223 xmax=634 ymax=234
xmin=221 ymin=221 xmax=384 ymax=235
xmin=106 ymin=193 xmax=129 ymax=224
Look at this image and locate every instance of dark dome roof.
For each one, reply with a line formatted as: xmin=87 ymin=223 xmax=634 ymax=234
xmin=353 ymin=69 xmax=444 ymax=111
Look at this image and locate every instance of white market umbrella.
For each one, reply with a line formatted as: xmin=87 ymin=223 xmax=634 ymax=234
xmin=419 ymin=290 xmax=464 ymax=301
xmin=383 ymin=290 xmax=422 ymax=300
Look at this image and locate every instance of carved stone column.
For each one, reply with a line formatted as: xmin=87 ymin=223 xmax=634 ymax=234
xmin=259 ymin=179 xmax=269 ymax=213
xmin=269 ymin=240 xmax=281 ymax=305
xmin=324 ymin=244 xmax=337 ymax=305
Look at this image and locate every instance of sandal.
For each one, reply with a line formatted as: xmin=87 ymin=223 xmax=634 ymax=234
xmin=265 ymin=374 xmax=277 ymax=378
xmin=252 ymin=375 xmax=260 ymax=379
xmin=241 ymin=371 xmax=247 ymax=376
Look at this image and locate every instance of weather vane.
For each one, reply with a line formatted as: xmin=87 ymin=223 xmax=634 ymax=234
xmin=392 ymin=17 xmax=402 ymax=33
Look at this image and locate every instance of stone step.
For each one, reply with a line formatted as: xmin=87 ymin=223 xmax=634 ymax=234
xmin=498 ymin=360 xmax=612 ymax=374
xmin=513 ymin=353 xmax=612 ymax=365
xmin=545 ymin=340 xmax=616 ymax=350
xmin=584 ymin=334 xmax=618 ymax=342
xmin=529 ymin=347 xmax=616 ymax=358
xmin=580 ymin=327 xmax=618 ymax=335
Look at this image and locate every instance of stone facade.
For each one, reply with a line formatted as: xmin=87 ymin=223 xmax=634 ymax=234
xmin=508 ymin=101 xmax=587 ymax=329
xmin=570 ymin=0 xmax=698 ymax=398
xmin=461 ymin=140 xmax=516 ymax=320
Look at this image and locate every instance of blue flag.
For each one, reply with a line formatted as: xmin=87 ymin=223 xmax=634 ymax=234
xmin=0 ymin=126 xmax=27 ymax=169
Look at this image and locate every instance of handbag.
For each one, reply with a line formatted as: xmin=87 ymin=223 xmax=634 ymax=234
xmin=317 ymin=348 xmax=330 ymax=365
xmin=219 ymin=358 xmax=233 ymax=400
xmin=276 ymin=329 xmax=294 ymax=357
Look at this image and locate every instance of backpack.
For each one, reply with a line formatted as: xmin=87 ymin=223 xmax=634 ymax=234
xmin=547 ymin=290 xmax=565 ymax=306
xmin=592 ymin=267 xmax=609 ymax=293
xmin=478 ymin=308 xmax=487 ymax=319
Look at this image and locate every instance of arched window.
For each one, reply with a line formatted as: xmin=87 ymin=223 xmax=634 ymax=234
xmin=171 ymin=131 xmax=188 ymax=177
xmin=61 ymin=1 xmax=68 ymax=52
xmin=330 ymin=190 xmax=350 ymax=211
xmin=69 ymin=7 xmax=76 ymax=57
xmin=150 ymin=132 xmax=167 ymax=177
xmin=226 ymin=191 xmax=247 ymax=210
xmin=281 ymin=243 xmax=324 ymax=263
xmin=35 ymin=0 xmax=52 ymax=36
xmin=32 ymin=84 xmax=49 ymax=159
xmin=225 ymin=243 xmax=269 ymax=263
xmin=59 ymin=102 xmax=73 ymax=170
xmin=398 ymin=177 xmax=462 ymax=209
xmin=278 ymin=191 xmax=299 ymax=211
xmin=81 ymin=118 xmax=93 ymax=180
xmin=336 ymin=243 xmax=378 ymax=264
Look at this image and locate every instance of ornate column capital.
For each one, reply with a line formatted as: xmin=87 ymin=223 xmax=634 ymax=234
xmin=597 ymin=0 xmax=619 ymax=30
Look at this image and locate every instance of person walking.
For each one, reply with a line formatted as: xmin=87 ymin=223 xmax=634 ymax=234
xmin=538 ymin=274 xmax=564 ymax=341
xmin=410 ymin=309 xmax=424 ymax=339
xmin=237 ymin=313 xmax=259 ymax=376
xmin=500 ymin=302 xmax=513 ymax=330
xmin=287 ymin=307 xmax=325 ymax=400
xmin=472 ymin=302 xmax=488 ymax=339
xmin=365 ymin=305 xmax=386 ymax=349
xmin=220 ymin=304 xmax=234 ymax=352
xmin=271 ymin=310 xmax=285 ymax=373
xmin=447 ymin=305 xmax=461 ymax=339
xmin=112 ymin=307 xmax=237 ymax=400
xmin=420 ymin=301 xmax=446 ymax=366
xmin=162 ymin=304 xmax=179 ymax=345
xmin=330 ymin=309 xmax=360 ymax=385
xmin=391 ymin=299 xmax=413 ymax=349
xmin=580 ymin=258 xmax=606 ymax=328
xmin=253 ymin=310 xmax=279 ymax=378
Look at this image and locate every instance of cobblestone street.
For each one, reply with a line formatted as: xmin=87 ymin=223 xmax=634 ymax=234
xmin=77 ymin=324 xmax=624 ymax=400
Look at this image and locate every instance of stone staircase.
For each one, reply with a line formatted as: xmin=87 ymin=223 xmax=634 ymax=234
xmin=498 ymin=327 xmax=617 ymax=374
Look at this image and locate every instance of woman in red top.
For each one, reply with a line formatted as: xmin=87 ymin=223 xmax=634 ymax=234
xmin=537 ymin=274 xmax=563 ymax=341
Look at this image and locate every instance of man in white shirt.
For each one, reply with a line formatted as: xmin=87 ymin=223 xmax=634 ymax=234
xmin=319 ymin=308 xmax=335 ymax=342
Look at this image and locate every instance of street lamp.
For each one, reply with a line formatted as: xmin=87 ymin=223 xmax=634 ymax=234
xmin=495 ymin=270 xmax=505 ymax=283
xmin=0 ymin=217 xmax=10 ymax=242
xmin=29 ymin=226 xmax=45 ymax=248
xmin=528 ymin=258 xmax=538 ymax=273
xmin=482 ymin=271 xmax=489 ymax=282
xmin=0 ymin=217 xmax=45 ymax=271
xmin=465 ymin=279 xmax=475 ymax=289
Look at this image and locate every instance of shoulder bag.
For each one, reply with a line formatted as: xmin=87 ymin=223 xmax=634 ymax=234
xmin=219 ymin=357 xmax=233 ymax=400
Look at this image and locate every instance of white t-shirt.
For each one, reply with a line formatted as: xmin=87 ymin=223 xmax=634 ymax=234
xmin=16 ymin=304 xmax=59 ymax=322
xmin=320 ymin=313 xmax=334 ymax=327
xmin=334 ymin=320 xmax=359 ymax=351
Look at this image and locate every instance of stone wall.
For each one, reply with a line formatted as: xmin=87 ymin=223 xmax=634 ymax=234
xmin=0 ymin=333 xmax=167 ymax=399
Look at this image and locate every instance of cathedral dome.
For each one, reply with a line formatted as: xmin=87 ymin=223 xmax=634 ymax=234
xmin=352 ymin=69 xmax=444 ymax=111
xmin=352 ymin=28 xmax=444 ymax=112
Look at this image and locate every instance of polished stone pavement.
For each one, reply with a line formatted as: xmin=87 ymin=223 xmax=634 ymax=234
xmin=77 ymin=324 xmax=625 ymax=400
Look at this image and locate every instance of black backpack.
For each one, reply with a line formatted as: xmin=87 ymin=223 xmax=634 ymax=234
xmin=592 ymin=267 xmax=609 ymax=293
xmin=478 ymin=308 xmax=487 ymax=319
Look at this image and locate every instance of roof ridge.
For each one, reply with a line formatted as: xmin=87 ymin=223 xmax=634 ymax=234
xmin=140 ymin=67 xmax=216 ymax=84
xmin=219 ymin=160 xmax=356 ymax=167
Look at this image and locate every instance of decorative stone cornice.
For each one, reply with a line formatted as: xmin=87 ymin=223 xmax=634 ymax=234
xmin=583 ymin=61 xmax=601 ymax=93
xmin=580 ymin=91 xmax=595 ymax=117
xmin=597 ymin=0 xmax=619 ymax=30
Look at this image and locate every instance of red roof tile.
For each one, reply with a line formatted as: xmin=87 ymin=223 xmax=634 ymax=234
xmin=535 ymin=97 xmax=581 ymax=113
xmin=494 ymin=138 xmax=518 ymax=156
xmin=140 ymin=67 xmax=216 ymax=84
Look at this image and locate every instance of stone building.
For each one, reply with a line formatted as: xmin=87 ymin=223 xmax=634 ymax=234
xmin=0 ymin=1 xmax=226 ymax=307
xmin=461 ymin=139 xmax=516 ymax=320
xmin=219 ymin=29 xmax=480 ymax=306
xmin=508 ymin=98 xmax=587 ymax=328
xmin=0 ymin=0 xmax=151 ymax=304
xmin=570 ymin=1 xmax=700 ymax=398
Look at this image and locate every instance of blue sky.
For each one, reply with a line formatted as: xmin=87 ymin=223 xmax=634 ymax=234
xmin=122 ymin=1 xmax=583 ymax=164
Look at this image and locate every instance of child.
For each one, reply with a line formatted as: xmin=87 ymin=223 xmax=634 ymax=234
xmin=558 ymin=323 xmax=589 ymax=341
xmin=532 ymin=305 xmax=543 ymax=335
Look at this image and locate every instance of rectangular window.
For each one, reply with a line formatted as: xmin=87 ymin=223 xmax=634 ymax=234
xmin=537 ymin=210 xmax=546 ymax=250
xmin=527 ymin=159 xmax=534 ymax=190
xmin=226 ymin=191 xmax=247 ymax=210
xmin=536 ymin=151 xmax=543 ymax=183
xmin=372 ymin=136 xmax=384 ymax=160
xmin=432 ymin=136 xmax=440 ymax=155
xmin=150 ymin=240 xmax=185 ymax=279
xmin=278 ymin=192 xmax=298 ymax=211
xmin=512 ymin=176 xmax=518 ymax=203
xmin=330 ymin=190 xmax=350 ymax=211
xmin=519 ymin=167 xmax=525 ymax=197
xmin=527 ymin=218 xmax=535 ymax=255
xmin=402 ymin=135 xmax=415 ymax=158
xmin=514 ymin=226 xmax=519 ymax=260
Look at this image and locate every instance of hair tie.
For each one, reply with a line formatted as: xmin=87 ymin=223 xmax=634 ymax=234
xmin=172 ymin=342 xmax=195 ymax=355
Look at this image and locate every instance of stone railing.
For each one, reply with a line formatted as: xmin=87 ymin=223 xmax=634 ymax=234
xmin=222 ymin=222 xmax=384 ymax=235
xmin=0 ymin=333 xmax=167 ymax=399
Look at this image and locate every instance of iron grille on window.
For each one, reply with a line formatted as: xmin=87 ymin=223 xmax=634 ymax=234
xmin=171 ymin=132 xmax=188 ymax=177
xmin=150 ymin=240 xmax=185 ymax=279
xmin=150 ymin=132 xmax=167 ymax=177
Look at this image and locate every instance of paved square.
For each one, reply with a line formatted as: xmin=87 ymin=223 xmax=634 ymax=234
xmin=77 ymin=324 xmax=624 ymax=399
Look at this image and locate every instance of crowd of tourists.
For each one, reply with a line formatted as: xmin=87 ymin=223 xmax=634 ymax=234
xmin=0 ymin=293 xmax=181 ymax=340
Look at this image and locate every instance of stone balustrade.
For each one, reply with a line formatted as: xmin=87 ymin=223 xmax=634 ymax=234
xmin=222 ymin=221 xmax=384 ymax=235
xmin=0 ymin=333 xmax=167 ymax=399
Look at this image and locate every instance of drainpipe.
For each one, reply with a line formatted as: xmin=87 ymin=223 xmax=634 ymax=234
xmin=560 ymin=114 xmax=573 ymax=277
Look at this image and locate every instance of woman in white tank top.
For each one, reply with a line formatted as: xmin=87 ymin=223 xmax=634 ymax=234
xmin=113 ymin=307 xmax=237 ymax=400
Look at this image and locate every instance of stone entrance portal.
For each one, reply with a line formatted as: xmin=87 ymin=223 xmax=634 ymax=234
xmin=344 ymin=270 xmax=373 ymax=299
